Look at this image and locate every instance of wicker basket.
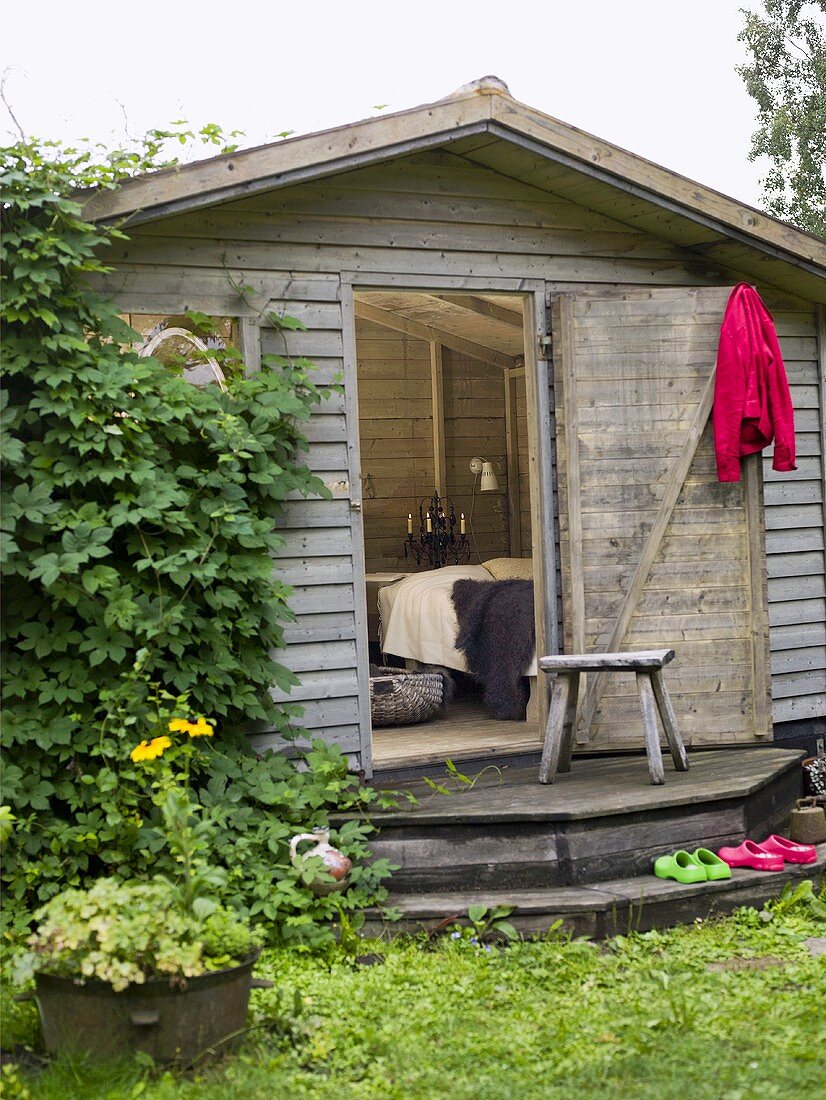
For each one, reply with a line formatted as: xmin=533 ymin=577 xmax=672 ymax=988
xmin=370 ymin=665 xmax=444 ymax=728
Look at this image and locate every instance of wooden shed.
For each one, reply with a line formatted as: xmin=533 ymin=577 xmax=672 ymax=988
xmin=85 ymin=77 xmax=826 ymax=779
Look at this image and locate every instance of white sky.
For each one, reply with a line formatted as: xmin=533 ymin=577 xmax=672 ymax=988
xmin=3 ymin=0 xmax=769 ymax=207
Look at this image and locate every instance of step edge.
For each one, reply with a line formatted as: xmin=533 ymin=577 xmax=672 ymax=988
xmin=347 ymin=750 xmax=805 ymax=827
xmin=366 ymin=846 xmax=826 ymax=919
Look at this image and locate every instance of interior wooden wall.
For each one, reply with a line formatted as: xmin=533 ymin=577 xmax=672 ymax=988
xmin=356 ymin=318 xmax=434 ymax=572
xmin=355 ymin=323 xmax=512 ymax=573
xmin=514 ymin=373 xmax=533 ymax=556
xmin=442 ymin=348 xmax=509 ymax=564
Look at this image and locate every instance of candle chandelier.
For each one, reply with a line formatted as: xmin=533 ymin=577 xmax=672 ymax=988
xmin=404 ymin=490 xmax=470 ymax=568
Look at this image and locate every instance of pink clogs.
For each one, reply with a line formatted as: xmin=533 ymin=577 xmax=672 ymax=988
xmin=717 ymin=840 xmax=784 ymax=872
xmin=758 ymin=834 xmax=817 ymax=864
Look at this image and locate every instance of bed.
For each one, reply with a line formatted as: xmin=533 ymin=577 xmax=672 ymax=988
xmin=377 ymin=560 xmax=538 ymax=721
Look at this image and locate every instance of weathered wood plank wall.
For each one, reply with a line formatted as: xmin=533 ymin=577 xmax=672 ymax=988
xmin=552 ymin=287 xmax=772 ymax=746
xmin=90 ymin=146 xmax=825 ymax=760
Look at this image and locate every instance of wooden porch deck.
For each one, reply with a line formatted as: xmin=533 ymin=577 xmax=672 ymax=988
xmin=352 ymin=747 xmax=817 ymax=938
xmin=371 ymin=746 xmax=804 ymax=825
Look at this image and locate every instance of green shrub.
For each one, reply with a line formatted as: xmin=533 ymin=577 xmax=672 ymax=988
xmin=14 ymin=877 xmax=258 ymax=991
xmin=0 ymin=135 xmax=392 ymax=942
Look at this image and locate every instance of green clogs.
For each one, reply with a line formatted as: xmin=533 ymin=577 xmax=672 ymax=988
xmin=653 ymin=847 xmax=732 ymax=883
xmin=692 ymin=847 xmax=731 ymax=881
xmin=654 ymin=850 xmax=707 ymax=884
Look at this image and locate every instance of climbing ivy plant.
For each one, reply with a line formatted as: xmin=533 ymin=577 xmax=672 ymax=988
xmin=0 ymin=133 xmax=391 ymax=937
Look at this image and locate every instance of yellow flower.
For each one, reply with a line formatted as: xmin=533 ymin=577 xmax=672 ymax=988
xmin=130 ymin=736 xmax=172 ymax=763
xmin=187 ymin=718 xmax=214 ymax=738
xmin=167 ymin=716 xmax=214 ymax=737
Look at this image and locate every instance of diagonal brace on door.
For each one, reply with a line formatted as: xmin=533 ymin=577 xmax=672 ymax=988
xmin=578 ymin=367 xmax=717 ymax=741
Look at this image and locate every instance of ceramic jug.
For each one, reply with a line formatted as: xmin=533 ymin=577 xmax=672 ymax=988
xmin=290 ymin=827 xmax=351 ymax=895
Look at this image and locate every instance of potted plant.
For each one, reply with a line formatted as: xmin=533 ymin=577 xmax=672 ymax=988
xmin=14 ymin=708 xmax=269 ymax=1064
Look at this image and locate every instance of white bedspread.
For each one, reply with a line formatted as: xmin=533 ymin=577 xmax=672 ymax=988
xmin=379 ymin=565 xmax=537 ymax=676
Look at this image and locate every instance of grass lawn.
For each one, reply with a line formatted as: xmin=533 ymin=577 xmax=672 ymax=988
xmin=3 ymin=900 xmax=825 ymax=1100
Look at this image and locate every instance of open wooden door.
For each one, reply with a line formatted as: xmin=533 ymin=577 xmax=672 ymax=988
xmin=551 ymin=286 xmax=772 ymax=749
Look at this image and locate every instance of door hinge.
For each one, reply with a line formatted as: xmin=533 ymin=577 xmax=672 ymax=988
xmin=538 ymin=334 xmax=553 ymax=359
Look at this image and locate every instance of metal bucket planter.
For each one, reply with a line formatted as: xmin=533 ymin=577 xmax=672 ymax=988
xmin=33 ymin=952 xmax=270 ymax=1064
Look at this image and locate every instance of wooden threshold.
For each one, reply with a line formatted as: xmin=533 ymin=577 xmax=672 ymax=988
xmin=371 ymin=697 xmax=542 ymax=770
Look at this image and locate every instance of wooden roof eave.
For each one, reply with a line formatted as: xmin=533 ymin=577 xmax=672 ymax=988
xmin=485 ymin=99 xmax=826 ymax=279
xmin=80 ymin=93 xmax=495 ymax=227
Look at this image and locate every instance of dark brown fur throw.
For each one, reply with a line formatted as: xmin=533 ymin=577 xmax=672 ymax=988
xmin=451 ymin=579 xmax=535 ymax=720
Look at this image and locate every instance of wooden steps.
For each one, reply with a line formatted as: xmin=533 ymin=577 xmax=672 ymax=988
xmin=364 ymin=748 xmax=804 ymax=892
xmin=348 ymin=747 xmax=818 ymax=937
xmin=362 ymin=845 xmax=826 ymax=940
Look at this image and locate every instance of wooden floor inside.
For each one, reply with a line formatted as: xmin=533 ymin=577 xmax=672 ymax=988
xmin=371 ymin=696 xmax=542 ymax=770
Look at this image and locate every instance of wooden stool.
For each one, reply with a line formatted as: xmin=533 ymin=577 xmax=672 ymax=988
xmin=538 ymin=649 xmax=688 ymax=786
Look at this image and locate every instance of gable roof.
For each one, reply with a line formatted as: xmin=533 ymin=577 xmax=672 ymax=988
xmin=81 ymin=76 xmax=826 ymax=300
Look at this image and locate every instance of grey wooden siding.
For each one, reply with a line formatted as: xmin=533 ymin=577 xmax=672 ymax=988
xmin=768 ymin=314 xmax=826 ymax=723
xmin=259 ymin=285 xmax=363 ymax=756
xmin=91 ymin=146 xmax=825 ymax=763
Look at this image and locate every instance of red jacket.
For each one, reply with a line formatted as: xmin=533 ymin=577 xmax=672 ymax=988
xmin=713 ymin=283 xmax=796 ymax=482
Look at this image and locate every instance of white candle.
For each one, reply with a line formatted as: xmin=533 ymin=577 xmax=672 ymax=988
xmin=460 ymin=512 xmax=466 ymax=535
xmin=426 ymin=512 xmax=432 ymax=533
xmin=407 ymin=513 xmax=413 ymax=534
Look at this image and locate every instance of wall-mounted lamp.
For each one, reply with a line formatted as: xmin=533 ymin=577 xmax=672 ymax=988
xmin=470 ymin=456 xmax=499 ymax=493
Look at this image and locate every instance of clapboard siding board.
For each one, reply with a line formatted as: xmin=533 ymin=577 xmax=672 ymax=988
xmin=768 ymin=597 xmax=826 ymax=630
xmin=91 ymin=145 xmax=825 ymax=768
xmin=765 ymin=528 xmax=824 ymax=555
xmin=248 ymin=725 xmax=361 ymax=755
xmin=274 ymin=556 xmax=354 ymax=585
xmin=279 ymin=641 xmax=358 ymax=673
xmin=100 ymin=242 xmax=727 ymax=287
xmin=282 ymin=611 xmax=357 ymax=644
xmin=772 ymin=694 xmax=826 ymax=723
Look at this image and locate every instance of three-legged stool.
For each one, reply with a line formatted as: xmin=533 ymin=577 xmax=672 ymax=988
xmin=538 ymin=649 xmax=688 ymax=786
